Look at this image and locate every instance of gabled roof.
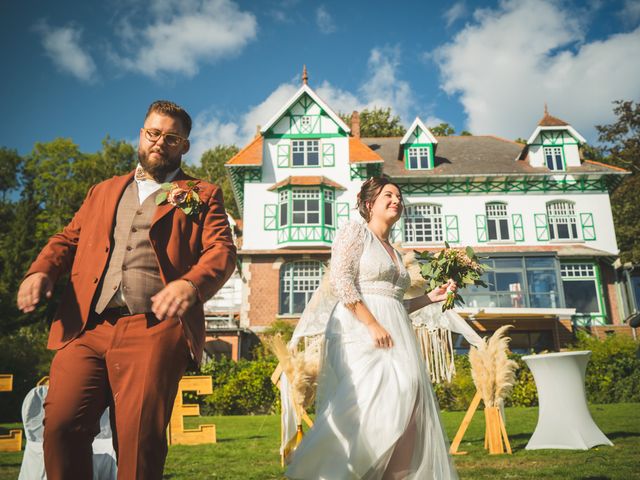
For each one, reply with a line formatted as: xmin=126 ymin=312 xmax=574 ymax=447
xmin=259 ymin=84 xmax=350 ymax=135
xmin=267 ymin=175 xmax=346 ymax=191
xmin=226 ymin=135 xmax=263 ymax=166
xmin=400 ymin=117 xmax=438 ymax=145
xmin=349 ymin=137 xmax=384 ymax=164
xmin=538 ymin=111 xmax=569 ymax=127
xmin=526 ymin=125 xmax=587 ymax=145
xmin=527 ymin=107 xmax=586 ymax=145
xmin=363 ymin=135 xmax=627 ymax=177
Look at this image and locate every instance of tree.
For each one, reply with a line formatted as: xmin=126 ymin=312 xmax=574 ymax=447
xmin=183 ymin=145 xmax=240 ymax=219
xmin=24 ymin=137 xmax=136 ymax=243
xmin=594 ymin=100 xmax=640 ymax=263
xmin=430 ymin=123 xmax=455 ymax=136
xmin=339 ymin=107 xmax=405 ymax=137
xmin=0 ymin=148 xmax=21 ymax=202
xmin=460 ymin=130 xmax=472 ymax=136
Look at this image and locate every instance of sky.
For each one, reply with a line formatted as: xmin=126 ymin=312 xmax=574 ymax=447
xmin=1 ymin=0 xmax=639 ymax=164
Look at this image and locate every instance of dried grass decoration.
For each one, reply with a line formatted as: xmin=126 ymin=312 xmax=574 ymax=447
xmin=469 ymin=325 xmax=518 ymax=454
xmin=268 ymin=335 xmax=322 ymax=456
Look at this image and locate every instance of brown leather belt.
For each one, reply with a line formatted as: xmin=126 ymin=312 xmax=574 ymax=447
xmin=100 ymin=306 xmax=133 ymax=317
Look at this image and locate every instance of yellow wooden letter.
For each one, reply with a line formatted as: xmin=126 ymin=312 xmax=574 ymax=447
xmin=167 ymin=375 xmax=216 ymax=446
xmin=0 ymin=374 xmax=23 ymax=452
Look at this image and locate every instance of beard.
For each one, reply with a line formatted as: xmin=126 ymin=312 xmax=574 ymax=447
xmin=138 ymin=146 xmax=182 ymax=182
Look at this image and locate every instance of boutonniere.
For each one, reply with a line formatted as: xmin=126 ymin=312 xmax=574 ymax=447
xmin=155 ymin=181 xmax=203 ymax=216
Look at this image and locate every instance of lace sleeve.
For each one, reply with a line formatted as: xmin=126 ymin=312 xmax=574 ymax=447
xmin=329 ymin=220 xmax=366 ymax=305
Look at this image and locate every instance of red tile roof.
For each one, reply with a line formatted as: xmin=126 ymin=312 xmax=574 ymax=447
xmin=226 ymin=135 xmax=263 ymax=166
xmin=538 ymin=112 xmax=569 ymax=127
xmin=267 ymin=175 xmax=346 ymax=191
xmin=349 ymin=137 xmax=384 ymax=163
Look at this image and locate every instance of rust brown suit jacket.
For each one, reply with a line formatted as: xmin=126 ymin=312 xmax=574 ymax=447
xmin=26 ymin=169 xmax=237 ymax=364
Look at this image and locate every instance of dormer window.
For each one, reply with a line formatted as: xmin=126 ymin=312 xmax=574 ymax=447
xmin=407 ymin=147 xmax=430 ymax=170
xmin=544 ymin=146 xmax=564 ymax=171
xmin=292 ymin=139 xmax=319 ymax=166
xmin=400 ymin=117 xmax=438 ymax=171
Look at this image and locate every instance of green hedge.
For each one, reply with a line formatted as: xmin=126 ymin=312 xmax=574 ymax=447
xmin=0 ymin=325 xmax=54 ymax=422
xmin=195 ymin=332 xmax=640 ymax=415
xmin=199 ymin=355 xmax=280 ymax=416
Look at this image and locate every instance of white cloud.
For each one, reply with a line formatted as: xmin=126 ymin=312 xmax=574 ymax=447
xmin=433 ymin=0 xmax=640 ymax=142
xmin=34 ymin=22 xmax=97 ymax=82
xmin=112 ymin=0 xmax=257 ymax=77
xmin=619 ymin=0 xmax=640 ymax=26
xmin=359 ymin=46 xmax=413 ymax=122
xmin=187 ymin=83 xmax=299 ymax=162
xmin=316 ymin=5 xmax=336 ymax=34
xmin=186 ymin=47 xmax=435 ymax=163
xmin=444 ymin=2 xmax=467 ymax=28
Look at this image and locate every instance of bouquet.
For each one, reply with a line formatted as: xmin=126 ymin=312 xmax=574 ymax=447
xmin=415 ymin=242 xmax=489 ymax=311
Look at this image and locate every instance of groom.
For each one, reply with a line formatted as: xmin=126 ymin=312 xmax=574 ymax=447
xmin=17 ymin=100 xmax=236 ymax=479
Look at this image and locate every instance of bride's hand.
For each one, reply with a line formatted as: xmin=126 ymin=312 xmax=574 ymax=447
xmin=427 ymin=279 xmax=458 ymax=303
xmin=366 ymin=322 xmax=394 ymax=348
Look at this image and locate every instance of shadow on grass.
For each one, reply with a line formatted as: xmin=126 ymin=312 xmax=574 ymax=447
xmin=605 ymin=431 xmax=640 ymax=440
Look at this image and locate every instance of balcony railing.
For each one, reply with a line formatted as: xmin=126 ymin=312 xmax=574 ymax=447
xmin=277 ymin=225 xmax=335 ymax=245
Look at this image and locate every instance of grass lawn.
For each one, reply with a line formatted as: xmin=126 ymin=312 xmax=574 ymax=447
xmin=1 ymin=403 xmax=639 ymax=479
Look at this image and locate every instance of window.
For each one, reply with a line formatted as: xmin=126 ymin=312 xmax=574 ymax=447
xmin=407 ymin=147 xmax=430 ymax=169
xmin=292 ymin=189 xmax=320 ymax=225
xmin=300 ymin=115 xmax=312 ymax=133
xmin=292 ymin=139 xmax=319 ymax=166
xmin=279 ymin=190 xmax=289 ymax=227
xmin=561 ymin=264 xmax=602 ymax=316
xmin=404 ymin=204 xmax=443 ymax=243
xmin=280 ymin=261 xmax=324 ymax=315
xmin=544 ymin=146 xmax=564 ymax=171
xmin=547 ymin=201 xmax=578 ymax=240
xmin=323 ymin=189 xmax=334 ymax=226
xmin=465 ymin=256 xmax=560 ymax=309
xmin=486 ymin=203 xmax=510 ymax=241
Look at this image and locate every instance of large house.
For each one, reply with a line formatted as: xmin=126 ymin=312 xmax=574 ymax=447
xmin=209 ymin=71 xmax=634 ymax=357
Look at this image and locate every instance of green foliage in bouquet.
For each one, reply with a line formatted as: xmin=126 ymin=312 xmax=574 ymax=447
xmin=415 ymin=242 xmax=489 ymax=311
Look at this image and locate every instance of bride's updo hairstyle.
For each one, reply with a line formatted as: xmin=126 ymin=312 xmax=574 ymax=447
xmin=356 ymin=176 xmax=403 ymax=221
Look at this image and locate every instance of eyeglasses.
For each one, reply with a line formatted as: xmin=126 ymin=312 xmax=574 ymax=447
xmin=143 ymin=128 xmax=187 ymax=147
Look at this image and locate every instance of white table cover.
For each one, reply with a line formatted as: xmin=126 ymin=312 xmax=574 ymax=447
xmin=523 ymin=350 xmax=613 ymax=450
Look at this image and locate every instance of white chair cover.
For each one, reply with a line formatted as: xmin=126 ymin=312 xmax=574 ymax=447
xmin=18 ymin=385 xmax=117 ymax=480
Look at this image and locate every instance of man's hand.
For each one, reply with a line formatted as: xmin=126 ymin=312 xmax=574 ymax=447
xmin=17 ymin=273 xmax=54 ymax=313
xmin=151 ymin=280 xmax=198 ymax=321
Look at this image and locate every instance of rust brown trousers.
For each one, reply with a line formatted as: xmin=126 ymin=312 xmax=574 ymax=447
xmin=25 ymin=169 xmax=236 ymax=479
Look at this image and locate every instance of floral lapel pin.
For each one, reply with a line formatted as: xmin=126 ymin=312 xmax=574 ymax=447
xmin=155 ymin=181 xmax=203 ymax=216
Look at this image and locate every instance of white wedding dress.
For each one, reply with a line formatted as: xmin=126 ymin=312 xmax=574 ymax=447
xmin=286 ymin=220 xmax=458 ymax=480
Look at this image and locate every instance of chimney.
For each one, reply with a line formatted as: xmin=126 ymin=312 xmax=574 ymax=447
xmin=351 ymin=110 xmax=360 ymax=138
xmin=255 ymin=125 xmax=261 ymax=138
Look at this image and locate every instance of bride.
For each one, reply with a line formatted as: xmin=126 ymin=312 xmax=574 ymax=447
xmin=286 ymin=177 xmax=458 ymax=479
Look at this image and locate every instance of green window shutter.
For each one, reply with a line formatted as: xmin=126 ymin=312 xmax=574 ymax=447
xmin=264 ymin=204 xmax=277 ymax=230
xmin=476 ymin=214 xmax=487 ymax=243
xmin=277 ymin=144 xmax=290 ymax=168
xmin=512 ymin=214 xmax=524 ymax=242
xmin=336 ymin=202 xmax=350 ymax=227
xmin=322 ymin=143 xmax=335 ymax=167
xmin=580 ymin=213 xmax=596 ymax=241
xmin=445 ymin=215 xmax=459 ymax=243
xmin=534 ymin=213 xmax=549 ymax=241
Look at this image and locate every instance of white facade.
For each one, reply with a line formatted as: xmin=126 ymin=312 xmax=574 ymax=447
xmin=226 ymin=82 xmax=627 ymax=334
